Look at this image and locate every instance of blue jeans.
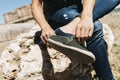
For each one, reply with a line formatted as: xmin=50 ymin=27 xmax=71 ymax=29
xmin=48 ymin=0 xmax=120 ymax=80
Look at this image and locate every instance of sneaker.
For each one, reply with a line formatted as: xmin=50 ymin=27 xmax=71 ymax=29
xmin=47 ymin=35 xmax=95 ymax=64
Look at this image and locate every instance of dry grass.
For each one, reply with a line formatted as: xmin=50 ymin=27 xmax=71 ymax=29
xmin=100 ymin=11 xmax=120 ymax=80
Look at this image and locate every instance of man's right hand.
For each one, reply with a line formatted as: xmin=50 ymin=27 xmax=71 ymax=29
xmin=32 ymin=0 xmax=55 ymax=44
xmin=41 ymin=27 xmax=55 ymax=44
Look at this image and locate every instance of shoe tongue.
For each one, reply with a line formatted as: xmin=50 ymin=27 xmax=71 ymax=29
xmin=55 ymin=28 xmax=74 ymax=37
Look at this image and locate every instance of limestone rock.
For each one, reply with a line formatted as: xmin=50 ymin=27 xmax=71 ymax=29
xmin=103 ymin=24 xmax=114 ymax=52
xmin=0 ymin=24 xmax=114 ymax=80
xmin=0 ymin=25 xmax=92 ymax=80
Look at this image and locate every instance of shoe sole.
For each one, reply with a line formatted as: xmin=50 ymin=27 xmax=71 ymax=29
xmin=47 ymin=38 xmax=95 ymax=64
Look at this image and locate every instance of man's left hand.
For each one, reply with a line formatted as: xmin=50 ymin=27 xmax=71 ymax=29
xmin=75 ymin=17 xmax=94 ymax=45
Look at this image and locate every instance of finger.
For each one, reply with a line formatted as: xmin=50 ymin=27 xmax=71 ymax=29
xmin=46 ymin=32 xmax=51 ymax=38
xmin=84 ymin=37 xmax=88 ymax=41
xmin=80 ymin=28 xmax=84 ymax=38
xmin=80 ymin=28 xmax=85 ymax=45
xmin=84 ymin=28 xmax=89 ymax=40
xmin=75 ymin=27 xmax=81 ymax=43
xmin=84 ymin=29 xmax=90 ymax=38
xmin=43 ymin=34 xmax=48 ymax=42
xmin=49 ymin=32 xmax=55 ymax=37
xmin=88 ymin=29 xmax=93 ymax=37
xmin=48 ymin=31 xmax=55 ymax=37
xmin=41 ymin=35 xmax=46 ymax=43
xmin=80 ymin=38 xmax=85 ymax=46
xmin=41 ymin=34 xmax=48 ymax=43
xmin=77 ymin=38 xmax=81 ymax=44
xmin=51 ymin=31 xmax=56 ymax=35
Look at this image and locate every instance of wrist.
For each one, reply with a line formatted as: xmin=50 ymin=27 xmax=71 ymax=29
xmin=41 ymin=26 xmax=51 ymax=30
xmin=81 ymin=10 xmax=93 ymax=18
xmin=81 ymin=13 xmax=92 ymax=19
xmin=81 ymin=13 xmax=93 ymax=21
xmin=40 ymin=23 xmax=51 ymax=30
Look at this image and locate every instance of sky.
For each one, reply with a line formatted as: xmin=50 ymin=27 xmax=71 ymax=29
xmin=0 ymin=0 xmax=32 ymax=24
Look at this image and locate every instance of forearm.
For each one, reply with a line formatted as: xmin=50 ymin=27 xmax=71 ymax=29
xmin=81 ymin=0 xmax=96 ymax=19
xmin=32 ymin=0 xmax=51 ymax=29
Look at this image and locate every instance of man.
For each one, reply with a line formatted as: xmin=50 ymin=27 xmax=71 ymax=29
xmin=32 ymin=0 xmax=120 ymax=79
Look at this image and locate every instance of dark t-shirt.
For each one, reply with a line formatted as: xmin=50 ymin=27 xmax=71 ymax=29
xmin=43 ymin=0 xmax=82 ymax=20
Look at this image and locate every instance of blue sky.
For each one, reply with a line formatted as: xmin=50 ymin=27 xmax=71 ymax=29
xmin=0 ymin=0 xmax=32 ymax=24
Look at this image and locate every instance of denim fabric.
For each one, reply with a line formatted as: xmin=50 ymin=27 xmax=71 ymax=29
xmin=47 ymin=0 xmax=120 ymax=79
xmin=93 ymin=0 xmax=120 ymax=22
xmin=86 ymin=21 xmax=114 ymax=80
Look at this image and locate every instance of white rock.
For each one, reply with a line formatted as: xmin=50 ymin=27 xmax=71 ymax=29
xmin=7 ymin=43 xmax=21 ymax=53
xmin=0 ymin=23 xmax=114 ymax=80
xmin=103 ymin=24 xmax=114 ymax=52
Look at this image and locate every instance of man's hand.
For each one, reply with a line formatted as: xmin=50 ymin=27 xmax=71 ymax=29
xmin=41 ymin=27 xmax=55 ymax=44
xmin=75 ymin=0 xmax=95 ymax=45
xmin=75 ymin=17 xmax=94 ymax=45
xmin=32 ymin=0 xmax=55 ymax=44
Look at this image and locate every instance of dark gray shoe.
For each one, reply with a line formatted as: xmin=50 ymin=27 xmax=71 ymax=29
xmin=47 ymin=35 xmax=96 ymax=64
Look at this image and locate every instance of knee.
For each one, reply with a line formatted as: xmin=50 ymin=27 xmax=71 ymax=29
xmin=108 ymin=0 xmax=120 ymax=7
xmin=60 ymin=9 xmax=79 ymax=23
xmin=112 ymin=0 xmax=120 ymax=3
xmin=87 ymin=21 xmax=103 ymax=47
xmin=51 ymin=8 xmax=80 ymax=24
xmin=94 ymin=20 xmax=103 ymax=33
